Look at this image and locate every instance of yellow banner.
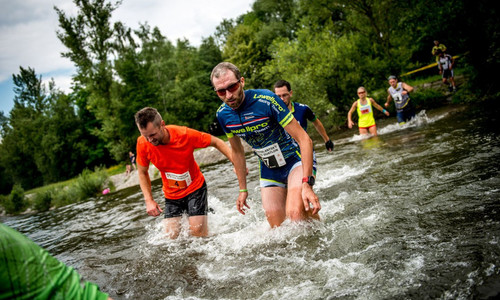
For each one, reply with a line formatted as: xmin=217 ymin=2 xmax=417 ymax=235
xmin=400 ymin=53 xmax=465 ymax=77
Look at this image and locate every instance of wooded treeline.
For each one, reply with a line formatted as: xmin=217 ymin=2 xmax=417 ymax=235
xmin=0 ymin=0 xmax=498 ymax=194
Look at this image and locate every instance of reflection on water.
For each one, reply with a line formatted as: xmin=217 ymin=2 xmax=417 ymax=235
xmin=2 ymin=101 xmax=500 ymax=299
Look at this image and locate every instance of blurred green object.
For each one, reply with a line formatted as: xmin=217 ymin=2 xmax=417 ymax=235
xmin=0 ymin=223 xmax=109 ymax=300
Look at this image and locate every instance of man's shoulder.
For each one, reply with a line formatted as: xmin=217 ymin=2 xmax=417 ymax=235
xmin=245 ymin=89 xmax=280 ymax=103
xmin=137 ymin=135 xmax=147 ymax=146
xmin=167 ymin=125 xmax=206 ymax=141
xmin=293 ymin=102 xmax=313 ymax=112
xmin=246 ymin=88 xmax=274 ymax=96
xmin=166 ymin=124 xmax=188 ymax=135
xmin=294 ymin=102 xmax=311 ymax=108
xmin=216 ymin=103 xmax=228 ymax=113
xmin=136 ymin=135 xmax=150 ymax=154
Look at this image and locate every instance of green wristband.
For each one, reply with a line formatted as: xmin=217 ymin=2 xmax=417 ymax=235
xmin=239 ymin=189 xmax=248 ymax=193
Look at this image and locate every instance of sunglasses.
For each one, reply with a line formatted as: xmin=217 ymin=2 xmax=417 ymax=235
xmin=215 ymin=80 xmax=241 ymax=96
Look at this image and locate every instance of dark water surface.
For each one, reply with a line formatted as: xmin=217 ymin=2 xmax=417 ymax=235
xmin=2 ymin=101 xmax=500 ymax=299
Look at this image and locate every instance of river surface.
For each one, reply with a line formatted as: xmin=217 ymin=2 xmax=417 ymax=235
xmin=2 ymin=101 xmax=500 ymax=300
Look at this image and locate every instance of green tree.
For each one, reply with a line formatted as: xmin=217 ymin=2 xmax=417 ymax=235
xmin=36 ymin=86 xmax=88 ymax=183
xmin=113 ymin=24 xmax=174 ymax=156
xmin=0 ymin=67 xmax=47 ymax=189
xmin=55 ymin=0 xmax=122 ymax=160
xmin=222 ymin=0 xmax=298 ymax=88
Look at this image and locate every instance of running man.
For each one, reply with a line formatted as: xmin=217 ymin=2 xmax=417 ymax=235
xmin=385 ymin=75 xmax=415 ymax=125
xmin=211 ymin=62 xmax=320 ymax=228
xmin=347 ymin=86 xmax=390 ymax=136
xmin=437 ymin=49 xmax=457 ymax=92
xmin=273 ymin=80 xmax=334 ymax=152
xmin=135 ymin=107 xmax=233 ymax=238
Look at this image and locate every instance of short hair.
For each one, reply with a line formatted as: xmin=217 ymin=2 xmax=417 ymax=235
xmin=135 ymin=107 xmax=162 ymax=129
xmin=357 ymin=86 xmax=366 ymax=92
xmin=210 ymin=62 xmax=241 ymax=86
xmin=274 ymin=80 xmax=291 ymax=91
xmin=387 ymin=75 xmax=397 ymax=81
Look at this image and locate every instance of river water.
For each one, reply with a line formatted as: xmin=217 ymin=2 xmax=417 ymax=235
xmin=2 ymin=101 xmax=500 ymax=300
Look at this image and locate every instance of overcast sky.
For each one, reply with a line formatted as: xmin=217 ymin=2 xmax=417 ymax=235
xmin=0 ymin=0 xmax=253 ymax=115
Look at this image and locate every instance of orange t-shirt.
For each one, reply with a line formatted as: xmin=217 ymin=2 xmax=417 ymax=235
xmin=136 ymin=125 xmax=212 ymax=199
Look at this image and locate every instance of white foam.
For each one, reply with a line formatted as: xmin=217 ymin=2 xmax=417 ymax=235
xmin=315 ymin=163 xmax=372 ymax=190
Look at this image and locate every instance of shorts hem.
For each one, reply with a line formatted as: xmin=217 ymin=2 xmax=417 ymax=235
xmin=359 ymin=124 xmax=376 ymax=129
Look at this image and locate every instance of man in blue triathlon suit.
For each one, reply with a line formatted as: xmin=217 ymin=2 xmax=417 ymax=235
xmin=273 ymin=80 xmax=334 ymax=152
xmin=385 ymin=75 xmax=415 ymax=125
xmin=211 ymin=62 xmax=320 ymax=228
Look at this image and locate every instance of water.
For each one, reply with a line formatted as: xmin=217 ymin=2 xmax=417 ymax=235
xmin=2 ymin=101 xmax=500 ymax=299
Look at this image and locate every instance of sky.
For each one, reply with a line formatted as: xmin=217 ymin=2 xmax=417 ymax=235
xmin=0 ymin=0 xmax=254 ymax=115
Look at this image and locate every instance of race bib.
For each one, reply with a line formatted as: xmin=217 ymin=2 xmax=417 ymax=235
xmin=360 ymin=105 xmax=372 ymax=115
xmin=393 ymin=92 xmax=403 ymax=103
xmin=254 ymin=143 xmax=286 ymax=168
xmin=165 ymin=171 xmax=192 ymax=189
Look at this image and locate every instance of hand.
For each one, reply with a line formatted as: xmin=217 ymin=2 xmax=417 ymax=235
xmin=302 ymin=183 xmax=321 ymax=215
xmin=348 ymin=120 xmax=354 ymax=128
xmin=384 ymin=102 xmax=389 ymax=108
xmin=236 ymin=192 xmax=250 ymax=215
xmin=325 ymin=140 xmax=334 ymax=152
xmin=385 ymin=111 xmax=390 ymax=116
xmin=146 ymin=200 xmax=163 ymax=217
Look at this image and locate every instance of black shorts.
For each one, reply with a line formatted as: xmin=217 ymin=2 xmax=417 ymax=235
xmin=164 ymin=181 xmax=208 ymax=218
xmin=442 ymin=69 xmax=454 ymax=79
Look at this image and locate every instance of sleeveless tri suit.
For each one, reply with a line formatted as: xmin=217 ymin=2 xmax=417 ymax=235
xmin=356 ymin=99 xmax=376 ymax=129
xmin=388 ymin=82 xmax=415 ymax=124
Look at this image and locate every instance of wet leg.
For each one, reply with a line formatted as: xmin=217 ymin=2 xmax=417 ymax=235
xmin=286 ymin=166 xmax=319 ymax=222
xmin=261 ymin=186 xmax=287 ymax=227
xmin=163 ymin=217 xmax=181 ymax=239
xmin=188 ymin=215 xmax=208 ymax=237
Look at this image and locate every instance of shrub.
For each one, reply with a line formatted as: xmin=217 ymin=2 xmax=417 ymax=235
xmin=33 ymin=189 xmax=53 ymax=212
xmin=411 ymin=88 xmax=448 ymax=110
xmin=3 ymin=184 xmax=26 ymax=214
xmin=73 ymin=167 xmax=109 ymax=201
xmin=51 ymin=186 xmax=78 ymax=207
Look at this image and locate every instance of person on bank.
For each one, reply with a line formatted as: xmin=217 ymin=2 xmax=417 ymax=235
xmin=211 ymin=62 xmax=320 ymax=228
xmin=135 ymin=107 xmax=234 ymax=238
xmin=385 ymin=75 xmax=415 ymax=125
xmin=273 ymin=79 xmax=334 ymax=152
xmin=129 ymin=151 xmax=137 ymax=171
xmin=431 ymin=40 xmax=447 ymax=63
xmin=436 ymin=49 xmax=457 ymax=92
xmin=347 ymin=86 xmax=390 ymax=136
xmin=0 ymin=223 xmax=112 ymax=300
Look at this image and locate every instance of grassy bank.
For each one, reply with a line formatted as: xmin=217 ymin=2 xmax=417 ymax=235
xmin=0 ymin=166 xmax=120 ymax=215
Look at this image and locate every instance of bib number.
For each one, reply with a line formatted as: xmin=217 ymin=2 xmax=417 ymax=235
xmin=254 ymin=143 xmax=286 ymax=168
xmin=393 ymin=92 xmax=403 ymax=104
xmin=165 ymin=171 xmax=192 ymax=189
xmin=360 ymin=105 xmax=372 ymax=115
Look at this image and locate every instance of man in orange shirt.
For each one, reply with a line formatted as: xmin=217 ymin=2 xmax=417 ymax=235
xmin=135 ymin=107 xmax=233 ymax=238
